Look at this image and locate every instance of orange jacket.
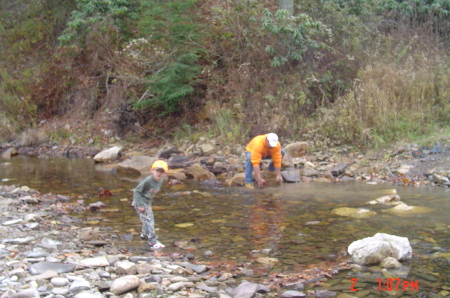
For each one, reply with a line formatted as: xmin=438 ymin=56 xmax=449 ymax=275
xmin=246 ymin=134 xmax=282 ymax=168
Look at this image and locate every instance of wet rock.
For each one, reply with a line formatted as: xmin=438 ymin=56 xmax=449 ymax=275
xmin=380 ymin=256 xmax=402 ymax=269
xmin=223 ymin=173 xmax=245 ymax=186
xmin=367 ymin=190 xmax=400 ymax=205
xmin=185 ymin=163 xmax=216 ymax=181
xmin=385 ymin=202 xmax=434 ymax=216
xmin=331 ymin=207 xmax=377 ymax=219
xmin=348 ymin=233 xmax=412 ymax=265
xmin=281 ymin=168 xmax=301 ymax=183
xmin=88 ymin=201 xmax=107 ymax=212
xmin=330 ymin=163 xmax=348 ymax=177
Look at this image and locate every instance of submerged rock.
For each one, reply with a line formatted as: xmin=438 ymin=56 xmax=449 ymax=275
xmin=331 ymin=207 xmax=377 ymax=219
xmin=384 ymin=202 xmax=434 ymax=216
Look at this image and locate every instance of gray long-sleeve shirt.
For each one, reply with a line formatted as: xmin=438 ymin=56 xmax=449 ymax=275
xmin=132 ymin=174 xmax=163 ymax=208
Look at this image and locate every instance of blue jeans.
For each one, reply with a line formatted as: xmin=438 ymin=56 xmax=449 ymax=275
xmin=245 ymin=149 xmax=286 ymax=183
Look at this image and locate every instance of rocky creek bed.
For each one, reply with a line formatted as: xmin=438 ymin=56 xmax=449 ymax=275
xmin=1 ymin=184 xmax=354 ymax=298
xmin=2 ymin=184 xmax=448 ymax=298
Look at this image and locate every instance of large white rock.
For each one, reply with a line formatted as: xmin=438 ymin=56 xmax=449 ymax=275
xmin=348 ymin=233 xmax=412 ymax=265
xmin=94 ymin=146 xmax=122 ymax=162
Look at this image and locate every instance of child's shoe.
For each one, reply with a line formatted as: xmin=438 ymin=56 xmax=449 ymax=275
xmin=149 ymin=241 xmax=165 ymax=250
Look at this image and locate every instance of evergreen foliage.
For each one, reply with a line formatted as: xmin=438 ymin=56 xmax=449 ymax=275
xmin=135 ymin=51 xmax=201 ymax=115
xmin=135 ymin=0 xmax=204 ymax=114
xmin=58 ymin=0 xmax=137 ymax=45
xmin=262 ymin=8 xmax=326 ymax=67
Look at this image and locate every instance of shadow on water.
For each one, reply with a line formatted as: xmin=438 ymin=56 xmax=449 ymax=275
xmin=1 ymin=156 xmax=449 ymax=295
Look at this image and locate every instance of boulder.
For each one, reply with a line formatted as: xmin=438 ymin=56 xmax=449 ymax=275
xmin=281 ymin=168 xmax=301 ymax=183
xmin=109 ymin=275 xmax=140 ymax=295
xmin=223 ymin=173 xmax=245 ymax=187
xmin=1 ymin=147 xmax=18 ymax=159
xmin=94 ymin=146 xmax=122 ymax=163
xmin=384 ymin=202 xmax=434 ymax=216
xmin=199 ymin=142 xmax=215 ymax=155
xmin=185 ymin=164 xmax=216 ymax=181
xmin=329 ymin=163 xmax=348 ymax=177
xmin=118 ymin=156 xmax=156 ymax=175
xmin=284 ymin=142 xmax=308 ymax=158
xmin=331 ymin=207 xmax=377 ymax=219
xmin=348 ymin=233 xmax=412 ymax=265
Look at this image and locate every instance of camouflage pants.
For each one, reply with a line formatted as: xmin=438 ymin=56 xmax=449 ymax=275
xmin=134 ymin=204 xmax=158 ymax=245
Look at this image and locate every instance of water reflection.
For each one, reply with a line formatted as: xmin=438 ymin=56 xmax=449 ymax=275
xmin=246 ymin=196 xmax=285 ymax=249
xmin=1 ymin=157 xmax=449 ymax=294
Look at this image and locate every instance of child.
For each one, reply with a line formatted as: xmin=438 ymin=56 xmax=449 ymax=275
xmin=132 ymin=160 xmax=168 ymax=249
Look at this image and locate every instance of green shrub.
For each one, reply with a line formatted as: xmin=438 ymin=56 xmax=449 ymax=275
xmin=58 ymin=0 xmax=137 ymax=45
xmin=262 ymin=8 xmax=326 ymax=67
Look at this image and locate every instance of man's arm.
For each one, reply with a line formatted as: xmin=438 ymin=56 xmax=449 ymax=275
xmin=274 ymin=167 xmax=282 ymax=182
xmin=253 ymin=166 xmax=266 ymax=187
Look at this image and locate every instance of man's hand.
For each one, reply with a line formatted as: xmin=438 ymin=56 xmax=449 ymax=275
xmin=150 ymin=189 xmax=159 ymax=194
xmin=257 ymin=178 xmax=266 ymax=188
xmin=138 ymin=207 xmax=145 ymax=213
xmin=275 ymin=167 xmax=282 ymax=183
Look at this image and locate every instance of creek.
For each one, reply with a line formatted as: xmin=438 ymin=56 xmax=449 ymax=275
xmin=1 ymin=156 xmax=449 ymax=296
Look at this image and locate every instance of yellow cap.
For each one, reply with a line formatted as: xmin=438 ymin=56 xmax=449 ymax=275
xmin=151 ymin=160 xmax=168 ymax=173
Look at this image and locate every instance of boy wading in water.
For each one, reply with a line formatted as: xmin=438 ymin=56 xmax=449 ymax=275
xmin=132 ymin=160 xmax=168 ymax=250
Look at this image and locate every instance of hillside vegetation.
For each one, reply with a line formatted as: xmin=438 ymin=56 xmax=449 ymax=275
xmin=1 ymin=0 xmax=450 ymax=150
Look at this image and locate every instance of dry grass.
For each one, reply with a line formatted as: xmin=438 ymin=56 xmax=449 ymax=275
xmin=316 ymin=55 xmax=450 ymax=147
xmin=16 ymin=128 xmax=48 ymax=147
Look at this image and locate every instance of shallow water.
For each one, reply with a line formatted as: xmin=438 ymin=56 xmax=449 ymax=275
xmin=1 ymin=156 xmax=449 ymax=295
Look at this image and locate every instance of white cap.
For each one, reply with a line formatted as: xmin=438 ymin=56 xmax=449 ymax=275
xmin=267 ymin=133 xmax=278 ymax=147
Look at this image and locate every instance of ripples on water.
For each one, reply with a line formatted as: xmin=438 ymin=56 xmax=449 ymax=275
xmin=1 ymin=157 xmax=449 ymax=295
